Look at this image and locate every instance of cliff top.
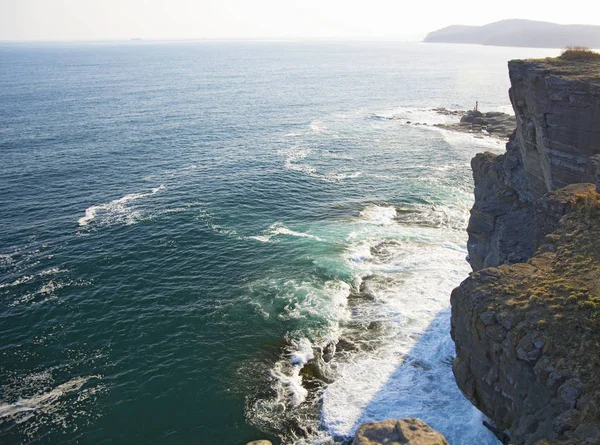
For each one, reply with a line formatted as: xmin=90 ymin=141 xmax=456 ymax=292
xmin=510 ymin=49 xmax=600 ymax=83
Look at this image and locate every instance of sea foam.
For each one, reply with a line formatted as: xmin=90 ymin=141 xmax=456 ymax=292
xmin=0 ymin=375 xmax=100 ymax=425
xmin=359 ymin=205 xmax=398 ymax=225
xmin=317 ymin=204 xmax=499 ymax=444
xmin=252 ymin=222 xmax=325 ymax=243
xmin=78 ymin=185 xmax=165 ymax=227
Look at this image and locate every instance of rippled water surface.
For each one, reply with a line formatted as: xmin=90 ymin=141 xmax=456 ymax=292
xmin=0 ymin=41 xmax=557 ymax=444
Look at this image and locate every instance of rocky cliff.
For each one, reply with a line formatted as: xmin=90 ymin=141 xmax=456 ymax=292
xmin=452 ymin=55 xmax=600 ymax=445
xmin=467 ymin=57 xmax=600 ymax=271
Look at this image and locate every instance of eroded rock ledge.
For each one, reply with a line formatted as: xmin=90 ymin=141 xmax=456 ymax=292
xmin=453 ymin=57 xmax=600 ymax=445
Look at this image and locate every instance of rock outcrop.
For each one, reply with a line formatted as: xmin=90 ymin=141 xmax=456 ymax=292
xmin=453 ymin=56 xmax=600 ymax=445
xmin=436 ymin=109 xmax=516 ymax=139
xmin=391 ymin=107 xmax=516 ymax=139
xmin=352 ymin=418 xmax=449 ymax=445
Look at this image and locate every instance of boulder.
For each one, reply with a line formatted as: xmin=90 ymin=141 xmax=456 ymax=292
xmin=352 ymin=418 xmax=449 ymax=445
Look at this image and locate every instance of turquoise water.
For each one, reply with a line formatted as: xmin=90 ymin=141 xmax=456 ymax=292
xmin=0 ymin=41 xmax=556 ymax=444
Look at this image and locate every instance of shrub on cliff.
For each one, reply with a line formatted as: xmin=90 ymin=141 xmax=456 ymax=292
xmin=559 ymin=46 xmax=600 ymax=61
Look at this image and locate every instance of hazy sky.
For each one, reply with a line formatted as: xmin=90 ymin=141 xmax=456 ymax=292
xmin=2 ymin=0 xmax=600 ymax=41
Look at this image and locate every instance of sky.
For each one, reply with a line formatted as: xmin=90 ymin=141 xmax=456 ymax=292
xmin=2 ymin=0 xmax=600 ymax=41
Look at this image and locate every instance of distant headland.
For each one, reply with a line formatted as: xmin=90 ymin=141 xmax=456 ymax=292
xmin=424 ymin=19 xmax=600 ymax=48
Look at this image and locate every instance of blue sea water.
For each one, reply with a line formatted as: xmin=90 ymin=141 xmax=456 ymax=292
xmin=0 ymin=41 xmax=557 ymax=444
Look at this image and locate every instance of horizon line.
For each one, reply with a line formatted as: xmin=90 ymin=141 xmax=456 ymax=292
xmin=0 ymin=35 xmax=427 ymax=44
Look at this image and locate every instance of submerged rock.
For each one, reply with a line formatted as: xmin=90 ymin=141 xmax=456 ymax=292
xmin=352 ymin=418 xmax=449 ymax=445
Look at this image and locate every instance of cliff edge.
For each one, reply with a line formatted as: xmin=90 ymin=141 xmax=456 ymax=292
xmin=453 ymin=55 xmax=600 ymax=445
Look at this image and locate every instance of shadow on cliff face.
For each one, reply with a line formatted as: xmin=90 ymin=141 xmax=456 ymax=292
xmin=344 ymin=308 xmax=500 ymax=445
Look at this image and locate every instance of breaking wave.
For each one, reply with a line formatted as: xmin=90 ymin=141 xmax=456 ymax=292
xmin=78 ymin=185 xmax=165 ymax=227
xmin=245 ymin=199 xmax=499 ymax=444
xmin=252 ymin=222 xmax=325 ymax=243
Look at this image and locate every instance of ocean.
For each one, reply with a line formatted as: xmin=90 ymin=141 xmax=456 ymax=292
xmin=0 ymin=41 xmax=556 ymax=444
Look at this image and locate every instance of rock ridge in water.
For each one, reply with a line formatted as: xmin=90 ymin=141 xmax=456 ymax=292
xmin=453 ymin=56 xmax=600 ymax=444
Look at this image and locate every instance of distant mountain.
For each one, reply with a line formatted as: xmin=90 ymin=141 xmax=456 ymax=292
xmin=423 ymin=19 xmax=600 ymax=48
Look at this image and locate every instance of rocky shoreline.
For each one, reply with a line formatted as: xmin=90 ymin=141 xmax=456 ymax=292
xmin=390 ymin=107 xmax=516 ymax=139
xmin=435 ymin=108 xmax=516 ymax=139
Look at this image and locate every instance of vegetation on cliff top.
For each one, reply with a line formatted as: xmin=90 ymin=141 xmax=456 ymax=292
xmin=513 ymin=48 xmax=600 ymax=82
xmin=559 ymin=47 xmax=600 ymax=62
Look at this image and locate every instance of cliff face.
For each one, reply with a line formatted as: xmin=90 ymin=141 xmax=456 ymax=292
xmin=509 ymin=60 xmax=600 ymax=197
xmin=454 ymin=186 xmax=600 ymax=445
xmin=467 ymin=59 xmax=600 ymax=271
xmin=453 ymin=57 xmax=600 ymax=445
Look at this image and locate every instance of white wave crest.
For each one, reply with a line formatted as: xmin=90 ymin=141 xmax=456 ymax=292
xmin=270 ymin=337 xmax=314 ymax=408
xmin=359 ymin=205 xmax=397 ymax=225
xmin=346 ymin=240 xmax=379 ymax=264
xmin=279 ymin=147 xmax=317 ymax=175
xmin=250 ymin=279 xmax=351 ymax=432
xmin=0 ymin=274 xmax=34 ymax=290
xmin=0 ymin=268 xmax=67 ymax=290
xmin=278 ymin=147 xmax=361 ymax=183
xmin=251 ymin=222 xmax=324 ymax=243
xmin=374 ymin=107 xmax=460 ymax=126
xmin=324 ymin=171 xmax=362 ymax=181
xmin=0 ymin=376 xmax=98 ymax=422
xmin=309 ymin=120 xmax=326 ymax=133
xmin=78 ymin=185 xmax=165 ymax=227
